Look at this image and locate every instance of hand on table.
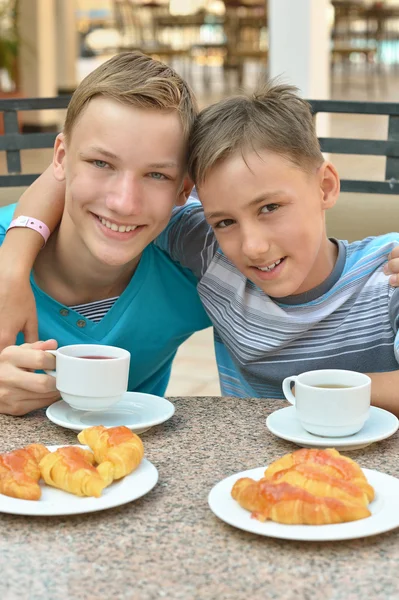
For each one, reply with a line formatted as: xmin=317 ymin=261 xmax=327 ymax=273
xmin=0 ymin=340 xmax=60 ymax=416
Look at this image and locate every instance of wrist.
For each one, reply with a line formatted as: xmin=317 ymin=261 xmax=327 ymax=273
xmin=7 ymin=215 xmax=50 ymax=247
xmin=0 ymin=229 xmax=42 ymax=276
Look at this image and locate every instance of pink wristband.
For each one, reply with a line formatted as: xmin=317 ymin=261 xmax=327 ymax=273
xmin=6 ymin=215 xmax=51 ymax=247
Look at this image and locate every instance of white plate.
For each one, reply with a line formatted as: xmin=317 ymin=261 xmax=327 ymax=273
xmin=266 ymin=406 xmax=398 ymax=450
xmin=46 ymin=392 xmax=175 ymax=433
xmin=208 ymin=466 xmax=399 ymax=541
xmin=0 ymin=445 xmax=158 ymax=516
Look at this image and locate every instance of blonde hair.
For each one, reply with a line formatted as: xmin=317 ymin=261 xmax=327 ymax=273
xmin=188 ymin=82 xmax=324 ymax=186
xmin=64 ymin=51 xmax=197 ymax=144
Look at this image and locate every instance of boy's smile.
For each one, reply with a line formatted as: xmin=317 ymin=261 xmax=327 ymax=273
xmin=199 ymin=150 xmax=339 ymax=298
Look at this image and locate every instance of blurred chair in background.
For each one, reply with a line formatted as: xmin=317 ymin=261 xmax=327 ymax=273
xmin=331 ymin=0 xmax=384 ymax=91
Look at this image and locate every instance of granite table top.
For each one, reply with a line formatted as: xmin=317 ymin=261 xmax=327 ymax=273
xmin=1 ymin=397 xmax=399 ymax=600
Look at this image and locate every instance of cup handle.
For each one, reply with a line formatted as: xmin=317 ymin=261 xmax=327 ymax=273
xmin=282 ymin=376 xmax=298 ymax=405
xmin=44 ymin=349 xmax=58 ymax=377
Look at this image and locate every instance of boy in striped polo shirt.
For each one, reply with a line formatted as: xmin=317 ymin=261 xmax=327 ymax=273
xmin=156 ymin=83 xmax=399 ymax=415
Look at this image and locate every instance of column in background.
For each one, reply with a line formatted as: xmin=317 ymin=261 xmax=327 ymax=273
xmin=268 ymin=0 xmax=331 ymax=135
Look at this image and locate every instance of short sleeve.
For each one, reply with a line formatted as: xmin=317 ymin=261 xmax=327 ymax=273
xmin=155 ymin=195 xmax=218 ymax=280
xmin=0 ymin=203 xmax=17 ymax=246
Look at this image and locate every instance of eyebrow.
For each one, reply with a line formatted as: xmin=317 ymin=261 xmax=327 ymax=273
xmin=81 ymin=147 xmax=119 ymax=160
xmin=147 ymin=162 xmax=179 ymax=169
xmin=205 ymin=191 xmax=284 ymax=220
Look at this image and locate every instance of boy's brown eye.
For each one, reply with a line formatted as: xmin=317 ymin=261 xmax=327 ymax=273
xmin=260 ymin=203 xmax=279 ymax=214
xmin=215 ymin=219 xmax=234 ymax=229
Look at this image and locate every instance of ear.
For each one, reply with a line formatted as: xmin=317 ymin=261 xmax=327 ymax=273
xmin=175 ymin=175 xmax=194 ymax=207
xmin=53 ymin=133 xmax=67 ymax=182
xmin=318 ymin=161 xmax=340 ymax=211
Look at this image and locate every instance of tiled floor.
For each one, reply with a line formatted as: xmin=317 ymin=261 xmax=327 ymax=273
xmin=2 ymin=57 xmax=399 ymax=397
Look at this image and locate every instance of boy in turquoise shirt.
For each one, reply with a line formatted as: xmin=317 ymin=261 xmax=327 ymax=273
xmin=0 ymin=52 xmax=210 ymax=415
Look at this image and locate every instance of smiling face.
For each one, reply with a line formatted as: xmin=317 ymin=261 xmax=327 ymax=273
xmin=198 ymin=150 xmax=340 ymax=298
xmin=53 ymin=96 xmax=191 ymax=270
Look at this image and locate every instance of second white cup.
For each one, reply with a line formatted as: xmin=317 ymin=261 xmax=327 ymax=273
xmin=282 ymin=369 xmax=371 ymax=437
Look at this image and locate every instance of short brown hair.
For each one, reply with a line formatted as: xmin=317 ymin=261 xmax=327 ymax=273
xmin=188 ymin=82 xmax=323 ymax=186
xmin=64 ymin=51 xmax=197 ymax=143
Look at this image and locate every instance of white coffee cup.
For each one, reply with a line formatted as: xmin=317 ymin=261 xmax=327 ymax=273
xmin=45 ymin=344 xmax=130 ymax=411
xmin=282 ymin=369 xmax=371 ymax=437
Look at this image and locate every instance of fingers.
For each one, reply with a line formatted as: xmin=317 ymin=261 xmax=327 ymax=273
xmin=30 ymin=339 xmax=58 ymax=351
xmin=0 ymin=332 xmax=16 ymax=354
xmin=389 ymin=247 xmax=399 ymax=261
xmin=383 ymin=254 xmax=399 ymax=286
xmin=0 ymin=362 xmax=56 ymax=394
xmin=1 ymin=345 xmax=56 ymax=372
xmin=0 ymin=340 xmax=60 ymax=416
xmin=0 ymin=391 xmax=60 ymax=417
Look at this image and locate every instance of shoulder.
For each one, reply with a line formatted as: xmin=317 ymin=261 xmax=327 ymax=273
xmin=0 ymin=203 xmax=17 ymax=245
xmin=344 ymin=234 xmax=399 ymax=267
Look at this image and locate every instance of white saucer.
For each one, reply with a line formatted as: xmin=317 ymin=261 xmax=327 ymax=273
xmin=266 ymin=406 xmax=398 ymax=450
xmin=46 ymin=392 xmax=175 ymax=434
xmin=0 ymin=446 xmax=158 ymax=517
xmin=208 ymin=466 xmax=399 ymax=541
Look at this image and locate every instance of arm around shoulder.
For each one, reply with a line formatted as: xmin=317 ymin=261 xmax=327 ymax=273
xmin=0 ymin=166 xmax=65 ymax=348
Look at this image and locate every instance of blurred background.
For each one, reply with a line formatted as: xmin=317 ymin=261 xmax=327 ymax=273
xmin=1 ymin=0 xmax=399 ymax=396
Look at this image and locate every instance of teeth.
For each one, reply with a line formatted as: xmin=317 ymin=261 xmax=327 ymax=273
xmin=257 ymin=259 xmax=282 ymax=272
xmin=99 ymin=217 xmax=137 ymax=233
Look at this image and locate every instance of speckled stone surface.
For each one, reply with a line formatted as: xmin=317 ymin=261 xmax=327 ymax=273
xmin=1 ymin=397 xmax=399 ymax=600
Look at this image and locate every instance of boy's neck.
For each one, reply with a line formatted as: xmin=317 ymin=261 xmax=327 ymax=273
xmin=33 ymin=222 xmax=141 ymax=306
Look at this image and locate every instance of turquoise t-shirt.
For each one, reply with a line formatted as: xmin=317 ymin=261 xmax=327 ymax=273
xmin=0 ymin=203 xmax=211 ymax=396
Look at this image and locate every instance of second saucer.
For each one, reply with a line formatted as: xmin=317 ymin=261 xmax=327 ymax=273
xmin=266 ymin=405 xmax=398 ymax=451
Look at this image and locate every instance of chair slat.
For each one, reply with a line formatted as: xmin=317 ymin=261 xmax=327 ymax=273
xmin=386 ymin=115 xmax=399 ymax=182
xmin=319 ymin=137 xmax=399 ymax=157
xmin=0 ymin=132 xmax=59 ymax=152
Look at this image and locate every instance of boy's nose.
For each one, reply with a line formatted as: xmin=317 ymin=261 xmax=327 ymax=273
xmin=106 ymin=175 xmax=142 ymax=216
xmin=241 ymin=231 xmax=270 ymax=261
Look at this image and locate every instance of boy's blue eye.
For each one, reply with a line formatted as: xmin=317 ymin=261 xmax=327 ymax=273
xmin=93 ymin=160 xmax=108 ymax=169
xmin=149 ymin=172 xmax=167 ymax=180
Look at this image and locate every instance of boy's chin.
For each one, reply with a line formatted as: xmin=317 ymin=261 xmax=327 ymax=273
xmin=90 ymin=246 xmax=142 ymax=268
xmin=254 ymin=279 xmax=299 ymax=299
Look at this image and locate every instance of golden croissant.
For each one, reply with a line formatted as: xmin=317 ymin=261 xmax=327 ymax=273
xmin=39 ymin=446 xmax=114 ymax=498
xmin=77 ymin=426 xmax=144 ymax=480
xmin=0 ymin=443 xmax=50 ymax=501
xmin=267 ymin=463 xmax=373 ymax=507
xmin=231 ymin=478 xmax=371 ymax=525
xmin=264 ymin=448 xmax=374 ymax=502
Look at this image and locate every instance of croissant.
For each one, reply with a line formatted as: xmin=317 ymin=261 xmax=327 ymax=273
xmin=0 ymin=444 xmax=50 ymax=501
xmin=264 ymin=448 xmax=374 ymax=502
xmin=231 ymin=478 xmax=371 ymax=525
xmin=77 ymin=426 xmax=144 ymax=480
xmin=39 ymin=446 xmax=114 ymax=498
xmin=267 ymin=463 xmax=373 ymax=507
